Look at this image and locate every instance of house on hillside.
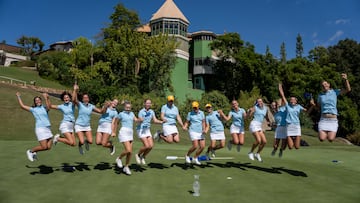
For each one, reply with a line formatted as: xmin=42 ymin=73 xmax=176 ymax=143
xmin=137 ymin=0 xmax=219 ymax=102
xmin=0 ymin=43 xmax=28 ymax=66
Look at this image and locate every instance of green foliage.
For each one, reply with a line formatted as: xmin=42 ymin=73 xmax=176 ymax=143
xmin=37 ymin=51 xmax=73 ymax=85
xmin=199 ymin=90 xmax=229 ymax=111
xmin=16 ymin=35 xmax=44 ymax=56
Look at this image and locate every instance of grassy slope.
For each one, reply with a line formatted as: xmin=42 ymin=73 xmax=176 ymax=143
xmin=0 ymin=66 xmax=67 ymax=89
xmin=0 ymin=83 xmax=360 ymax=203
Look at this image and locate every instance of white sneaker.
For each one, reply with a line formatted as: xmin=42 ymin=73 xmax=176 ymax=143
xmin=33 ymin=152 xmax=38 ymax=160
xmin=135 ymin=154 xmax=141 ymax=164
xmin=254 ymin=153 xmax=262 ymax=162
xmin=236 ymin=144 xmax=241 ymax=152
xmin=227 ymin=140 xmax=232 ymax=151
xmin=110 ymin=144 xmax=116 ymax=155
xmin=26 ymin=150 xmax=34 ymax=162
xmin=153 ymin=130 xmax=159 ymax=140
xmin=123 ymin=166 xmax=131 ymax=175
xmin=115 ymin=157 xmax=123 ymax=168
xmin=53 ymin=134 xmax=60 ymax=145
xmin=211 ymin=149 xmax=216 ymax=158
xmin=248 ymin=152 xmax=255 ymax=161
xmin=193 ymin=157 xmax=201 ymax=165
xmin=185 ymin=155 xmax=191 ymax=164
xmin=141 ymin=157 xmax=146 ymax=165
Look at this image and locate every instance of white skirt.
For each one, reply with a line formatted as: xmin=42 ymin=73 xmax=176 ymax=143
xmin=318 ymin=117 xmax=338 ymax=132
xmin=137 ymin=128 xmax=152 ymax=138
xmin=59 ymin=121 xmax=74 ymax=134
xmin=163 ymin=125 xmax=179 ymax=136
xmin=230 ymin=124 xmax=244 ymax=134
xmin=118 ymin=127 xmax=133 ymax=142
xmin=249 ymin=121 xmax=263 ymax=133
xmin=189 ymin=131 xmax=205 ymax=141
xmin=275 ymin=126 xmax=287 ymax=139
xmin=97 ymin=122 xmax=112 ymax=134
xmin=287 ymin=124 xmax=301 ymax=136
xmin=210 ymin=131 xmax=225 ymax=140
xmin=35 ymin=127 xmax=53 ymax=141
xmin=75 ymin=125 xmax=91 ymax=132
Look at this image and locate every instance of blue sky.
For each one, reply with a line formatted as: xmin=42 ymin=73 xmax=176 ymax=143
xmin=0 ymin=0 xmax=359 ymax=59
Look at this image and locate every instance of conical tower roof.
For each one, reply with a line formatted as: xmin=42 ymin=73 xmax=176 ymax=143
xmin=150 ymin=0 xmax=189 ymax=24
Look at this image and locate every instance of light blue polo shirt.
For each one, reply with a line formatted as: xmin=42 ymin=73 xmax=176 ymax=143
xmin=99 ymin=107 xmax=118 ymax=124
xmin=30 ymin=106 xmax=51 ymax=128
xmin=317 ymin=89 xmax=341 ymax=115
xmin=206 ymin=111 xmax=224 ymax=133
xmin=285 ymin=103 xmax=304 ymax=125
xmin=117 ymin=111 xmax=135 ymax=129
xmin=229 ymin=108 xmax=246 ymax=127
xmin=161 ymin=104 xmax=179 ymax=126
xmin=75 ymin=102 xmax=95 ymax=126
xmin=137 ymin=108 xmax=155 ymax=130
xmin=252 ymin=105 xmax=267 ymax=123
xmin=187 ymin=110 xmax=205 ymax=133
xmin=57 ymin=102 xmax=75 ymax=123
xmin=274 ymin=106 xmax=287 ymax=126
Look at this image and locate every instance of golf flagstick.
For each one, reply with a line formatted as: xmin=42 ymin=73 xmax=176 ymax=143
xmin=166 ymin=155 xmax=234 ymax=160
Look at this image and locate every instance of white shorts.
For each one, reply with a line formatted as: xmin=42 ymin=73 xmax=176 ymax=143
xmin=189 ymin=131 xmax=205 ymax=141
xmin=230 ymin=124 xmax=245 ymax=134
xmin=97 ymin=122 xmax=112 ymax=134
xmin=249 ymin=121 xmax=263 ymax=133
xmin=318 ymin=118 xmax=338 ymax=132
xmin=35 ymin=127 xmax=53 ymax=141
xmin=75 ymin=125 xmax=91 ymax=132
xmin=210 ymin=131 xmax=225 ymax=140
xmin=59 ymin=121 xmax=74 ymax=134
xmin=275 ymin=126 xmax=287 ymax=139
xmin=118 ymin=127 xmax=133 ymax=142
xmin=287 ymin=124 xmax=301 ymax=136
xmin=163 ymin=125 xmax=179 ymax=136
xmin=137 ymin=128 xmax=152 ymax=139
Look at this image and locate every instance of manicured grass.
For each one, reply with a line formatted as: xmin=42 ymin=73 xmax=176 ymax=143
xmin=1 ymin=83 xmax=359 ymax=203
xmin=0 ymin=66 xmax=67 ymax=89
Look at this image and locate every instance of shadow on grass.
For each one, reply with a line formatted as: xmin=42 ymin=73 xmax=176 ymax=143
xmin=94 ymin=162 xmax=112 ymax=171
xmin=222 ymin=162 xmax=308 ymax=177
xmin=147 ymin=162 xmax=169 ymax=169
xmin=169 ymin=162 xmax=214 ymax=170
xmin=272 ymin=167 xmax=308 ymax=177
xmin=27 ymin=165 xmax=57 ymax=175
xmin=73 ymin=162 xmax=91 ymax=171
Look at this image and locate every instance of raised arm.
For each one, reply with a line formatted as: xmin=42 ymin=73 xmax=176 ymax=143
xmin=43 ymin=93 xmax=58 ymax=110
xmin=278 ymin=83 xmax=287 ymax=104
xmin=93 ymin=101 xmax=110 ymax=114
xmin=340 ymin=73 xmax=351 ymax=95
xmin=15 ymin=92 xmax=30 ymax=111
xmin=247 ymin=107 xmax=255 ymax=118
xmin=219 ymin=109 xmax=231 ymax=121
xmin=72 ymin=84 xmax=79 ymax=105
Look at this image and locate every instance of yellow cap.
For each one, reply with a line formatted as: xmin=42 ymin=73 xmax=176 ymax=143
xmin=205 ymin=103 xmax=212 ymax=108
xmin=192 ymin=101 xmax=199 ymax=108
xmin=167 ymin=95 xmax=174 ymax=101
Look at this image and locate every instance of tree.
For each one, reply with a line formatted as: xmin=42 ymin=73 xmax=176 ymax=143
xmin=280 ymin=42 xmax=286 ymax=64
xmin=296 ymin=33 xmax=304 ymax=58
xmin=16 ymin=35 xmax=44 ymax=56
xmin=108 ymin=3 xmax=140 ymax=30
